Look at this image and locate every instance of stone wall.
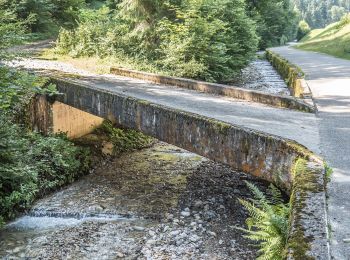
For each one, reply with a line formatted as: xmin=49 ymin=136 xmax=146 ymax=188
xmin=36 ymin=77 xmax=328 ymax=259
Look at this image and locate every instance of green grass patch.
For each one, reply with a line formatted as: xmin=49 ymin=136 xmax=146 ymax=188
xmin=296 ymin=14 xmax=350 ymax=60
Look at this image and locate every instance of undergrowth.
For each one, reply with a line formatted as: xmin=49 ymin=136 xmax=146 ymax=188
xmin=0 ymin=66 xmax=91 ymax=227
xmin=96 ymin=121 xmax=155 ymax=156
xmin=239 ymin=181 xmax=290 ymax=260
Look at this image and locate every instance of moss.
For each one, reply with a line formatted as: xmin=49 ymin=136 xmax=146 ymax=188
xmin=138 ymin=100 xmax=151 ymax=106
xmin=324 ymin=162 xmax=333 ymax=183
xmin=266 ymin=50 xmax=305 ymax=98
xmin=213 ymin=121 xmax=231 ymax=135
xmin=94 ymin=120 xmax=155 ymax=156
xmin=287 ymin=157 xmax=325 ymax=259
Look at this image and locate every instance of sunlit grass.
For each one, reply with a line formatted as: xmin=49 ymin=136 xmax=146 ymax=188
xmin=40 ymin=48 xmax=168 ymax=75
xmin=296 ymin=14 xmax=350 ymax=60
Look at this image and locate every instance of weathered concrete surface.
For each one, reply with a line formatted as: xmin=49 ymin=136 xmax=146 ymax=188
xmin=266 ymin=50 xmax=315 ymax=108
xmin=271 ymin=46 xmax=350 ymax=260
xmin=110 ymin=67 xmax=315 ymax=112
xmin=29 ymin=96 xmax=103 ymax=138
xmin=52 ymin=102 xmax=103 ymax=138
xmin=45 ymin=78 xmax=328 ymax=259
xmin=45 ymin=73 xmax=320 ymax=154
xmin=52 ymin=78 xmax=302 ymax=191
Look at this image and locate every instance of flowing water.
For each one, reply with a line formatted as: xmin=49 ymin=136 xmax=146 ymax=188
xmin=0 ymin=142 xmax=271 ymax=259
xmin=233 ymin=59 xmax=290 ymax=96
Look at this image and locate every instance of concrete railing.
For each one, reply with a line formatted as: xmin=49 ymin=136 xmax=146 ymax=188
xmin=266 ymin=50 xmax=316 ymax=111
xmin=110 ymin=67 xmax=315 ymax=113
xmin=37 ymin=77 xmax=328 ymax=259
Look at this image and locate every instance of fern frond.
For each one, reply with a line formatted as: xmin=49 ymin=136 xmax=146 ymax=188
xmin=238 ymin=181 xmax=290 ymax=260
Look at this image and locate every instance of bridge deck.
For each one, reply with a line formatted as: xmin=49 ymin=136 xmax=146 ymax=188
xmin=8 ymin=57 xmax=320 ymax=154
xmin=64 ymin=73 xmax=319 ymax=153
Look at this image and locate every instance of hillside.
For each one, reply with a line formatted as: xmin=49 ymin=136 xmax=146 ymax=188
xmin=296 ymin=14 xmax=350 ymax=60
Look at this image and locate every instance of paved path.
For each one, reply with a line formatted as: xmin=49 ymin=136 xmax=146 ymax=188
xmin=272 ymin=46 xmax=350 ymax=260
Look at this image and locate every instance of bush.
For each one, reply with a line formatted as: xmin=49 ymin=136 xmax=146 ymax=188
xmin=0 ymin=117 xmax=91 ymax=221
xmin=0 ymin=0 xmax=85 ymax=35
xmin=0 ymin=67 xmax=90 ymax=226
xmin=96 ymin=121 xmax=154 ymax=156
xmin=56 ymin=0 xmax=259 ymax=82
xmin=239 ymin=181 xmax=290 ymax=260
xmin=297 ymin=20 xmax=311 ymax=41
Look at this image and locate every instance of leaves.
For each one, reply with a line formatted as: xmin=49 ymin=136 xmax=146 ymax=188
xmin=0 ymin=116 xmax=90 ymax=224
xmin=55 ymin=0 xmax=258 ymax=82
xmin=239 ymin=181 xmax=290 ymax=260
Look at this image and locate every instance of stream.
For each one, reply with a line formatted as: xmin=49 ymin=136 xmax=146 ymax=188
xmin=0 ymin=141 xmax=271 ymax=259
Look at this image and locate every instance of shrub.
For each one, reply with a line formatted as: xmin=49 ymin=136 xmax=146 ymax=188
xmin=0 ymin=66 xmax=90 ymax=226
xmin=97 ymin=121 xmax=154 ymax=156
xmin=56 ymin=0 xmax=259 ymax=82
xmin=239 ymin=181 xmax=290 ymax=260
xmin=297 ymin=20 xmax=311 ymax=41
xmin=0 ymin=0 xmax=85 ymax=34
xmin=0 ymin=117 xmax=91 ymax=221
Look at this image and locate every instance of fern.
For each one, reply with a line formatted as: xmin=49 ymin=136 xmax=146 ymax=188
xmin=239 ymin=181 xmax=290 ymax=260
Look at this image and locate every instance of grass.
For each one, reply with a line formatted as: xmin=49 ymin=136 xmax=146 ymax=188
xmin=40 ymin=48 xmax=169 ymax=76
xmin=296 ymin=14 xmax=350 ymax=60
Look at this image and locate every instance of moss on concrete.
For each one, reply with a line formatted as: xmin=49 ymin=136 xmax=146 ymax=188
xmin=266 ymin=50 xmax=305 ymax=98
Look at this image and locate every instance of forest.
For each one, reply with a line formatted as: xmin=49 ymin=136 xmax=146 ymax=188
xmin=293 ymin=0 xmax=350 ymax=28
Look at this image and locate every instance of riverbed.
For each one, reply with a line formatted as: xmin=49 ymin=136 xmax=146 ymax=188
xmin=0 ymin=141 xmax=271 ymax=259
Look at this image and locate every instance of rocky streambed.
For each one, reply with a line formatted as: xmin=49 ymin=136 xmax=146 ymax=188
xmin=0 ymin=142 xmax=271 ymax=259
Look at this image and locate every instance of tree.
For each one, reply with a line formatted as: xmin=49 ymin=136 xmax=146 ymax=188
xmin=292 ymin=0 xmax=350 ymax=28
xmin=246 ymin=0 xmax=298 ymax=48
xmin=296 ymin=20 xmax=311 ymax=40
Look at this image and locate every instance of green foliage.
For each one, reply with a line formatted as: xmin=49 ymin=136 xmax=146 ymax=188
xmin=0 ymin=0 xmax=85 ymax=35
xmin=0 ymin=66 xmax=57 ymax=112
xmin=297 ymin=20 xmax=311 ymax=41
xmin=0 ymin=117 xmax=91 ymax=222
xmin=325 ymin=163 xmax=334 ymax=183
xmin=0 ymin=7 xmax=28 ymax=57
xmin=239 ymin=181 xmax=290 ymax=260
xmin=97 ymin=121 xmax=154 ymax=155
xmin=246 ymin=0 xmax=298 ymax=48
xmin=0 ymin=67 xmax=89 ymax=228
xmin=292 ymin=0 xmax=350 ymax=29
xmin=56 ymin=0 xmax=258 ymax=82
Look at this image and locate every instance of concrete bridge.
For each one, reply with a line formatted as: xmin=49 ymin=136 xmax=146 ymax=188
xmin=29 ymin=71 xmax=327 ymax=259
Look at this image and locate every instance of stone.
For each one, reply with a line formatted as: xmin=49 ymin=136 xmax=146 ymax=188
xmin=116 ymin=252 xmax=124 ymax=258
xmin=181 ymin=211 xmax=191 ymax=217
xmin=133 ymin=226 xmax=145 ymax=231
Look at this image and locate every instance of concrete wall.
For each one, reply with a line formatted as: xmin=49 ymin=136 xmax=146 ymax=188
xmin=30 ymin=95 xmax=103 ymax=138
xmin=110 ymin=67 xmax=315 ymax=113
xmin=52 ymin=101 xmax=103 ymax=138
xmin=266 ymin=50 xmax=315 ymax=111
xmin=37 ymin=77 xmax=328 ymax=259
